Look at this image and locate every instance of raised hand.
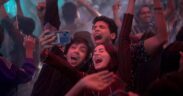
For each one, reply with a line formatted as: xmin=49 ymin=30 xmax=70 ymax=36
xmin=112 ymin=0 xmax=122 ymax=28
xmin=39 ymin=31 xmax=56 ymax=49
xmin=39 ymin=23 xmax=57 ymax=49
xmin=76 ymin=0 xmax=101 ymax=16
xmin=80 ymin=71 xmax=116 ymax=91
xmin=23 ymin=35 xmax=36 ymax=58
xmin=37 ymin=2 xmax=46 ymax=12
xmin=113 ymin=0 xmax=121 ymax=14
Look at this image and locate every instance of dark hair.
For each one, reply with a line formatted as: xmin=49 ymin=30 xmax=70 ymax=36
xmin=15 ymin=15 xmax=35 ymax=35
xmin=104 ymin=44 xmax=118 ymax=72
xmin=160 ymin=41 xmax=183 ymax=76
xmin=62 ymin=2 xmax=77 ymax=24
xmin=0 ymin=24 xmax=4 ymax=48
xmin=64 ymin=37 xmax=93 ymax=72
xmin=93 ymin=16 xmax=118 ymax=44
xmin=176 ymin=26 xmax=183 ymax=42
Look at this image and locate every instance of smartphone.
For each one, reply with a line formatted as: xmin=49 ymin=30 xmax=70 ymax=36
xmin=55 ymin=31 xmax=71 ymax=46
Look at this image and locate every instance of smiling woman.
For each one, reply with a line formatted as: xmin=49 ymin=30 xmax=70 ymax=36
xmin=92 ymin=44 xmax=118 ymax=72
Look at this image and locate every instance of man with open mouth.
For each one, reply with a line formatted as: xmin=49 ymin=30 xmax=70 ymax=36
xmin=92 ymin=16 xmax=118 ymax=45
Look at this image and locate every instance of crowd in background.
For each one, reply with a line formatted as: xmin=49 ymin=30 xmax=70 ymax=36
xmin=0 ymin=0 xmax=183 ymax=96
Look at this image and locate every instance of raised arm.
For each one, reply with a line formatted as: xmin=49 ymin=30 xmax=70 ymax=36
xmin=16 ymin=36 xmax=36 ymax=83
xmin=0 ymin=1 xmax=8 ymax=19
xmin=112 ymin=0 xmax=122 ymax=28
xmin=41 ymin=47 xmax=82 ymax=80
xmin=1 ymin=17 xmax=24 ymax=47
xmin=44 ymin=0 xmax=60 ymax=29
xmin=144 ymin=0 xmax=168 ymax=55
xmin=164 ymin=0 xmax=175 ymax=18
xmin=23 ymin=35 xmax=36 ymax=59
xmin=118 ymin=0 xmax=135 ymax=84
xmin=15 ymin=0 xmax=23 ymax=16
xmin=0 ymin=36 xmax=36 ymax=84
xmin=76 ymin=0 xmax=101 ymax=17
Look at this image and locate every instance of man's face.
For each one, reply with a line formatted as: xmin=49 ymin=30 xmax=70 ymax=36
xmin=66 ymin=43 xmax=88 ymax=67
xmin=139 ymin=6 xmax=152 ymax=23
xmin=92 ymin=21 xmax=116 ymax=45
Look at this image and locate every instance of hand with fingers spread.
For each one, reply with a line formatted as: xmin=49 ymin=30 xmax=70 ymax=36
xmin=81 ymin=71 xmax=116 ymax=91
xmin=39 ymin=31 xmax=56 ymax=49
xmin=23 ymin=35 xmax=36 ymax=59
xmin=112 ymin=0 xmax=122 ymax=28
xmin=66 ymin=71 xmax=116 ymax=96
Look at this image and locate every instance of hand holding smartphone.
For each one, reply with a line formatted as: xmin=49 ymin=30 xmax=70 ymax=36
xmin=43 ymin=23 xmax=71 ymax=46
xmin=43 ymin=31 xmax=71 ymax=46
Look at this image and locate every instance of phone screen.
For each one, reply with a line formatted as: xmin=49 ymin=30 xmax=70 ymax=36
xmin=56 ymin=31 xmax=71 ymax=46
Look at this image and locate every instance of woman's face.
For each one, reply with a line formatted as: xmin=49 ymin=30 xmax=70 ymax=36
xmin=66 ymin=43 xmax=88 ymax=67
xmin=93 ymin=45 xmax=111 ymax=70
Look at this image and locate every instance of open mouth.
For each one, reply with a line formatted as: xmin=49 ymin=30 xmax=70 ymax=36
xmin=71 ymin=56 xmax=79 ymax=61
xmin=95 ymin=58 xmax=103 ymax=64
xmin=95 ymin=35 xmax=102 ymax=40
